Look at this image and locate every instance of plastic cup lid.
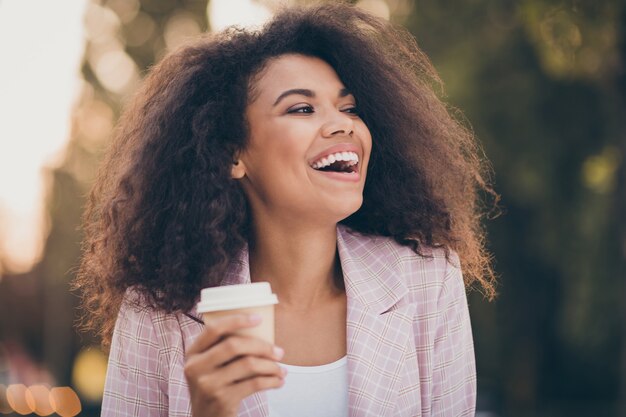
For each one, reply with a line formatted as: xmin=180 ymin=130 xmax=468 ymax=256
xmin=197 ymin=282 xmax=278 ymax=313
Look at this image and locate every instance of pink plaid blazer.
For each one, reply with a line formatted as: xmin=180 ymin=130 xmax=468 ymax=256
xmin=102 ymin=225 xmax=476 ymax=416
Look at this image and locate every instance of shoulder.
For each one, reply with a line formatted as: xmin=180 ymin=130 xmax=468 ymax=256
xmin=338 ymin=224 xmax=459 ymax=284
xmin=112 ymin=289 xmax=204 ymax=356
xmin=338 ymin=225 xmax=463 ymax=310
xmin=104 ymin=290 xmax=201 ymax=415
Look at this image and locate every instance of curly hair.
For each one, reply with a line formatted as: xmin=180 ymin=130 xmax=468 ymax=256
xmin=75 ymin=2 xmax=497 ymax=347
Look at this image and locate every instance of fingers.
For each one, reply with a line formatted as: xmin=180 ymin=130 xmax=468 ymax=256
xmin=213 ymin=355 xmax=286 ymax=386
xmin=197 ymin=355 xmax=286 ymax=395
xmin=202 ymin=334 xmax=284 ymax=369
xmin=200 ymin=375 xmax=285 ymax=414
xmin=224 ymin=375 xmax=286 ymax=401
xmin=186 ymin=314 xmax=262 ymax=357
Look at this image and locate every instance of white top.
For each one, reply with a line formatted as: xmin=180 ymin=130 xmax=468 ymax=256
xmin=267 ymin=356 xmax=349 ymax=417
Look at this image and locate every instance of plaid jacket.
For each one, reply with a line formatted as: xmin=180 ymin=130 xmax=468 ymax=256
xmin=102 ymin=225 xmax=476 ymax=416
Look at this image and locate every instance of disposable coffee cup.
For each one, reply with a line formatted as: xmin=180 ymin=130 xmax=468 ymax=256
xmin=197 ymin=282 xmax=279 ymax=343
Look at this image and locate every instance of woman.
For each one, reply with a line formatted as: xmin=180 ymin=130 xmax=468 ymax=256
xmin=76 ymin=3 xmax=496 ymax=416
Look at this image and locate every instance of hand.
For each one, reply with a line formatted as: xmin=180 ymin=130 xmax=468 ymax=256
xmin=184 ymin=314 xmax=286 ymax=417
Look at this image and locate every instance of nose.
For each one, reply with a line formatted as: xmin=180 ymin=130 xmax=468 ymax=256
xmin=321 ymin=110 xmax=354 ymax=138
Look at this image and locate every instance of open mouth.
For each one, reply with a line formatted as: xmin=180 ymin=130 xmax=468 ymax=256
xmin=310 ymin=151 xmax=359 ymax=174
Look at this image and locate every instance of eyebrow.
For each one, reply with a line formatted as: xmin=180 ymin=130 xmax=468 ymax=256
xmin=272 ymin=87 xmax=352 ymax=106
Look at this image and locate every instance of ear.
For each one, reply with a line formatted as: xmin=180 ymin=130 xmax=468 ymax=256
xmin=231 ymin=159 xmax=247 ymax=179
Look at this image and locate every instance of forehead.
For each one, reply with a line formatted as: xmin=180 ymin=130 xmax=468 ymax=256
xmin=250 ymin=54 xmax=346 ymax=102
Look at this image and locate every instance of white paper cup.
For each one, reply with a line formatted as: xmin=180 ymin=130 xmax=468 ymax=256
xmin=197 ymin=282 xmax=279 ymax=343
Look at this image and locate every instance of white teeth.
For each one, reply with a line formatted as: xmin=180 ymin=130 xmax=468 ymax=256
xmin=311 ymin=151 xmax=359 ymax=169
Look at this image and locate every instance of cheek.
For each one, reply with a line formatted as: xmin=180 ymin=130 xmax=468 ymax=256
xmin=246 ymin=125 xmax=310 ymax=179
xmin=265 ymin=124 xmax=312 ymax=163
xmin=359 ymin=126 xmax=373 ymax=164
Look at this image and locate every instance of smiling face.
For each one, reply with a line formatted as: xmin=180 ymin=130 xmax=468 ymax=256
xmin=232 ymin=54 xmax=372 ymax=227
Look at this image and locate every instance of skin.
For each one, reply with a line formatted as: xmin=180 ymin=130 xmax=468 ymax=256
xmin=184 ymin=54 xmax=372 ymax=417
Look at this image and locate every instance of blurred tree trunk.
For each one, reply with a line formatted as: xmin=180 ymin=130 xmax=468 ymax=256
xmin=607 ymin=113 xmax=626 ymax=417
xmin=41 ymin=169 xmax=84 ymax=384
xmin=617 ymin=5 xmax=626 ymax=415
xmin=618 ymin=107 xmax=626 ymax=417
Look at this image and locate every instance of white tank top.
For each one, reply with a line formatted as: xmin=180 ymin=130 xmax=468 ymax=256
xmin=267 ymin=356 xmax=349 ymax=417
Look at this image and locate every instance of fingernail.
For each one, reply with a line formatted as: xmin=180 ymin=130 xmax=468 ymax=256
xmin=248 ymin=314 xmax=262 ymax=324
xmin=281 ymin=367 xmax=288 ymax=377
xmin=273 ymin=346 xmax=285 ymax=360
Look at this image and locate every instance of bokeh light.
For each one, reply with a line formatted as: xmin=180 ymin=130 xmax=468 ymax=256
xmin=582 ymin=146 xmax=621 ymax=194
xmin=83 ymin=2 xmax=120 ymax=43
xmin=0 ymin=385 xmax=83 ymax=416
xmin=105 ymin=0 xmax=140 ymax=24
xmin=521 ymin=2 xmax=619 ymax=80
xmin=208 ymin=0 xmax=272 ymax=32
xmin=6 ymin=384 xmax=33 ymax=415
xmin=92 ymin=48 xmax=140 ymax=95
xmin=75 ymin=98 xmax=115 ymax=150
xmin=385 ymin=0 xmax=414 ymax=21
xmin=164 ymin=12 xmax=203 ymax=51
xmin=71 ymin=347 xmax=108 ymax=403
xmin=24 ymin=385 xmax=54 ymax=416
xmin=123 ymin=12 xmax=157 ymax=47
xmin=49 ymin=387 xmax=81 ymax=417
xmin=356 ymin=0 xmax=391 ymax=20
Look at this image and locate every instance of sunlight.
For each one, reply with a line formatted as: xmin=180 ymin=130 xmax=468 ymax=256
xmin=208 ymin=0 xmax=273 ymax=32
xmin=0 ymin=1 xmax=87 ymax=274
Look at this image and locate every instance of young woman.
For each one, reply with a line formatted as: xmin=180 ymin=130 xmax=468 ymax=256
xmin=76 ymin=3 xmax=496 ymax=416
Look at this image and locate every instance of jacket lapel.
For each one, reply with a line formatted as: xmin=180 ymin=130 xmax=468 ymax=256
xmin=238 ymin=392 xmax=267 ymax=417
xmin=345 ymin=302 xmax=418 ymax=416
xmin=218 ymin=247 xmax=270 ymax=417
xmin=337 ymin=226 xmax=420 ymax=417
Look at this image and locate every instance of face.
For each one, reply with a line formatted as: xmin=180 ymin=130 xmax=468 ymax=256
xmin=232 ymin=54 xmax=372 ymax=227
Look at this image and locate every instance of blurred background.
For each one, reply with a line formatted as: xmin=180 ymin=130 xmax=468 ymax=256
xmin=0 ymin=0 xmax=624 ymax=416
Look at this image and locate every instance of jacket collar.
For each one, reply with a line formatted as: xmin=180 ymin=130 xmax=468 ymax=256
xmin=220 ymin=224 xmax=408 ymax=314
xmin=336 ymin=224 xmax=408 ymax=314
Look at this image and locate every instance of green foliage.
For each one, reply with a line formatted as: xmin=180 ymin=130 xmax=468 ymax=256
xmin=406 ymin=0 xmax=624 ymax=414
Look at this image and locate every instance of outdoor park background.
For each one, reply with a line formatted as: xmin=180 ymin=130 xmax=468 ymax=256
xmin=0 ymin=0 xmax=624 ymax=416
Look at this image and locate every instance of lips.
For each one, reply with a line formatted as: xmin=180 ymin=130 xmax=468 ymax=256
xmin=309 ymin=144 xmax=361 ymax=170
xmin=311 ymin=151 xmax=358 ymax=173
xmin=308 ymin=143 xmax=362 ymax=182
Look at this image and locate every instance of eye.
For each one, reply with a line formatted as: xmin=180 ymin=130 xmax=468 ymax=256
xmin=342 ymin=105 xmax=359 ymax=115
xmin=287 ymin=105 xmax=314 ymax=114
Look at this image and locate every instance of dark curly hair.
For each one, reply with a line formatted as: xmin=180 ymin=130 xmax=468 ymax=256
xmin=75 ymin=2 xmax=497 ymax=347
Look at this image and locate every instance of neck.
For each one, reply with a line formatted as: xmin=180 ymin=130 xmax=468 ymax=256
xmin=248 ymin=220 xmax=344 ymax=310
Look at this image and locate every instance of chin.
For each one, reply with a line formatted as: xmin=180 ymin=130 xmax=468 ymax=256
xmin=328 ymin=197 xmax=363 ymax=222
